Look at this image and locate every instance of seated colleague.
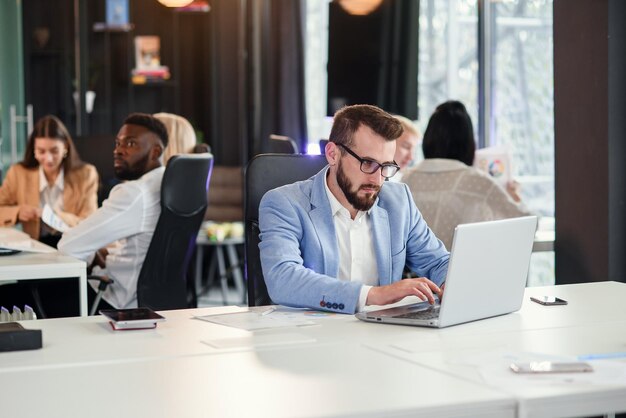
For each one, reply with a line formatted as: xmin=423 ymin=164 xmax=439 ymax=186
xmin=154 ymin=112 xmax=196 ymax=163
xmin=403 ymin=100 xmax=530 ymax=249
xmin=259 ymin=104 xmax=449 ymax=314
xmin=58 ymin=113 xmax=168 ymax=309
xmin=0 ymin=115 xmax=98 ymax=247
xmin=390 ymin=115 xmax=421 ymax=182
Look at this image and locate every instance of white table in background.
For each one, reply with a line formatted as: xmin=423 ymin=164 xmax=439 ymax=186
xmin=533 ymin=216 xmax=555 ymax=252
xmin=195 ymin=232 xmax=245 ymax=304
xmin=0 ymin=244 xmax=88 ymax=316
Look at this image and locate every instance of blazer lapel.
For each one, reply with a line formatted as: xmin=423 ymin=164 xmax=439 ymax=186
xmin=309 ymin=168 xmax=339 ymax=276
xmin=370 ymin=203 xmax=392 ymax=285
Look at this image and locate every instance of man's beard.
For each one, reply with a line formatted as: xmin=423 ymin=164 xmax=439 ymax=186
xmin=336 ymin=160 xmax=380 ymax=211
xmin=114 ymin=152 xmax=152 ymax=181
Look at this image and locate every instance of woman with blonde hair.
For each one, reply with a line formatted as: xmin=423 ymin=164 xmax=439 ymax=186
xmin=154 ymin=112 xmax=197 ymax=163
xmin=0 ymin=115 xmax=98 ymax=247
xmin=391 ymin=115 xmax=421 ymax=181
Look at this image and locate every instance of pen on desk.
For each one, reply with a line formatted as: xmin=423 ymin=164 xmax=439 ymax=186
xmin=260 ymin=308 xmax=276 ymax=316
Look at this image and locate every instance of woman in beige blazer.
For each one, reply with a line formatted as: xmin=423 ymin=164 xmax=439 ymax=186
xmin=0 ymin=115 xmax=98 ymax=246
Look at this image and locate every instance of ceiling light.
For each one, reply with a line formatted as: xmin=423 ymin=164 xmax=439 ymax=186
xmin=157 ymin=0 xmax=194 ymax=7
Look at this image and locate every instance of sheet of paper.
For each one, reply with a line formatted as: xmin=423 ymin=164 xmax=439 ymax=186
xmin=194 ymin=310 xmax=316 ymax=331
xmin=0 ymin=227 xmax=56 ymax=253
xmin=41 ymin=204 xmax=70 ymax=233
xmin=474 ymin=146 xmax=512 ymax=187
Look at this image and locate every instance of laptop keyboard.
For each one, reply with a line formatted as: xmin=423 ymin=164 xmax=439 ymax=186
xmin=394 ymin=307 xmax=440 ymax=320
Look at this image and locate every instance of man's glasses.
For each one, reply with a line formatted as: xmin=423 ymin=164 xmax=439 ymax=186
xmin=336 ymin=143 xmax=400 ymax=179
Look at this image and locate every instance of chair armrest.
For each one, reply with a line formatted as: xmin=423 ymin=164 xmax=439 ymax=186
xmin=87 ymin=275 xmax=115 ymax=292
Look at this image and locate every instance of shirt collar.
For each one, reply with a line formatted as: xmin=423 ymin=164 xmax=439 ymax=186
xmin=415 ymin=158 xmax=468 ymax=172
xmin=39 ymin=166 xmax=64 ymax=192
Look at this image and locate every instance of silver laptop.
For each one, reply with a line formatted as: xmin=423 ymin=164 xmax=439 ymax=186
xmin=356 ymin=216 xmax=538 ymax=328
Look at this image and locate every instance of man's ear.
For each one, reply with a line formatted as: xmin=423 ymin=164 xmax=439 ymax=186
xmin=326 ymin=142 xmax=339 ymax=166
xmin=151 ymin=143 xmax=164 ymax=161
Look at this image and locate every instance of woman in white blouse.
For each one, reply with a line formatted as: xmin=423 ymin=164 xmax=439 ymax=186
xmin=403 ymin=101 xmax=529 ymax=249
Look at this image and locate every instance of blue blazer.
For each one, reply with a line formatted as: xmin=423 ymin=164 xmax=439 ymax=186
xmin=259 ymin=167 xmax=449 ymax=313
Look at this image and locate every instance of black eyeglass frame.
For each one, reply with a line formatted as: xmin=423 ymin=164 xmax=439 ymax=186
xmin=336 ymin=143 xmax=400 ymax=179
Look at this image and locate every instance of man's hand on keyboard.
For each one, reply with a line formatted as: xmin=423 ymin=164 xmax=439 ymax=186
xmin=366 ymin=277 xmax=442 ymax=306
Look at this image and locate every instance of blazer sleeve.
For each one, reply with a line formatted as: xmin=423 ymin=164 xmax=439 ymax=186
xmin=58 ymin=165 xmax=99 ymax=227
xmin=0 ymin=166 xmax=22 ymax=227
xmin=259 ymin=188 xmax=362 ymax=314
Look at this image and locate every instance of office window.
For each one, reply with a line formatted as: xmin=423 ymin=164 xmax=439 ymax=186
xmin=418 ymin=0 xmax=478 ymax=136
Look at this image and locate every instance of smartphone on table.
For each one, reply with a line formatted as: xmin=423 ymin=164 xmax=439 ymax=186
xmin=510 ymin=361 xmax=593 ymax=373
xmin=530 ymin=296 xmax=567 ymax=306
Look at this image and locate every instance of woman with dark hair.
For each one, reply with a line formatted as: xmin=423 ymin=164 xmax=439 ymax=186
xmin=404 ymin=101 xmax=529 ymax=249
xmin=0 ymin=115 xmax=98 ymax=247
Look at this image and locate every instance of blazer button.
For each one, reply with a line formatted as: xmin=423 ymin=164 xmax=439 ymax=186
xmin=338 ymin=304 xmax=345 ymax=310
xmin=331 ymin=303 xmax=338 ymax=309
xmin=320 ymin=300 xmax=326 ymax=307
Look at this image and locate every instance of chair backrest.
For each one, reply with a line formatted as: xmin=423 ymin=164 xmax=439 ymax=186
xmin=268 ymin=134 xmax=299 ymax=154
xmin=137 ymin=154 xmax=213 ymax=310
xmin=245 ymin=153 xmax=328 ymax=306
xmin=319 ymin=139 xmax=329 ymax=154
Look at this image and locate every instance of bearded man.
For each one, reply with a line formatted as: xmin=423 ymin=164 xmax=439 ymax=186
xmin=258 ymin=104 xmax=449 ymax=313
xmin=59 ymin=113 xmax=167 ymax=310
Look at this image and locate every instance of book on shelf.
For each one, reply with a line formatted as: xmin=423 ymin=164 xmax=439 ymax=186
xmin=131 ymin=66 xmax=171 ymax=84
xmin=106 ymin=0 xmax=129 ymax=26
xmin=134 ymin=36 xmax=161 ymax=70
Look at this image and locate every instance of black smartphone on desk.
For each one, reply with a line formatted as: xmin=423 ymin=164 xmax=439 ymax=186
xmin=530 ymin=296 xmax=568 ymax=306
xmin=99 ymin=308 xmax=165 ymax=330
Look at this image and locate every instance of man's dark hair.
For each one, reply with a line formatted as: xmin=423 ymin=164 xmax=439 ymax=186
xmin=329 ymin=104 xmax=403 ymax=149
xmin=123 ymin=113 xmax=169 ymax=148
xmin=422 ymin=100 xmax=476 ymax=166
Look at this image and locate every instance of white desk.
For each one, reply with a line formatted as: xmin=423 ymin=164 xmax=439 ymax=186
xmin=0 ymin=306 xmax=515 ymax=418
xmin=365 ymin=282 xmax=626 ymax=418
xmin=0 ymin=250 xmax=88 ymax=316
xmin=1 ymin=282 xmax=624 ymax=417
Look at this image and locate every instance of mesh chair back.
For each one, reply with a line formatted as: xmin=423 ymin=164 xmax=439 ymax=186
xmin=137 ymin=154 xmax=213 ymax=310
xmin=245 ymin=153 xmax=328 ymax=306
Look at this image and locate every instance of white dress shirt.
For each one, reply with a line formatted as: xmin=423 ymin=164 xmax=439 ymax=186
xmin=324 ymin=176 xmax=377 ymax=311
xmin=403 ymin=159 xmax=530 ymax=249
xmin=39 ymin=166 xmax=64 ymax=236
xmin=58 ymin=167 xmax=165 ymax=308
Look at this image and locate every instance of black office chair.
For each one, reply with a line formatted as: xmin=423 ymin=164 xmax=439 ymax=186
xmin=319 ymin=139 xmax=329 ymax=154
xmin=268 ymin=134 xmax=299 ymax=154
xmin=244 ymin=153 xmax=328 ymax=306
xmin=90 ymin=154 xmax=213 ymax=314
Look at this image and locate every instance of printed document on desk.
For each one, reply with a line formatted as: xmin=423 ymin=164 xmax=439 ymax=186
xmin=194 ymin=308 xmax=316 ymax=331
xmin=0 ymin=228 xmax=55 ymax=253
xmin=41 ymin=204 xmax=70 ymax=233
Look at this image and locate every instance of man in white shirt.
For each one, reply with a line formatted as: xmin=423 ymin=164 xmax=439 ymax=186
xmin=58 ymin=113 xmax=168 ymax=309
